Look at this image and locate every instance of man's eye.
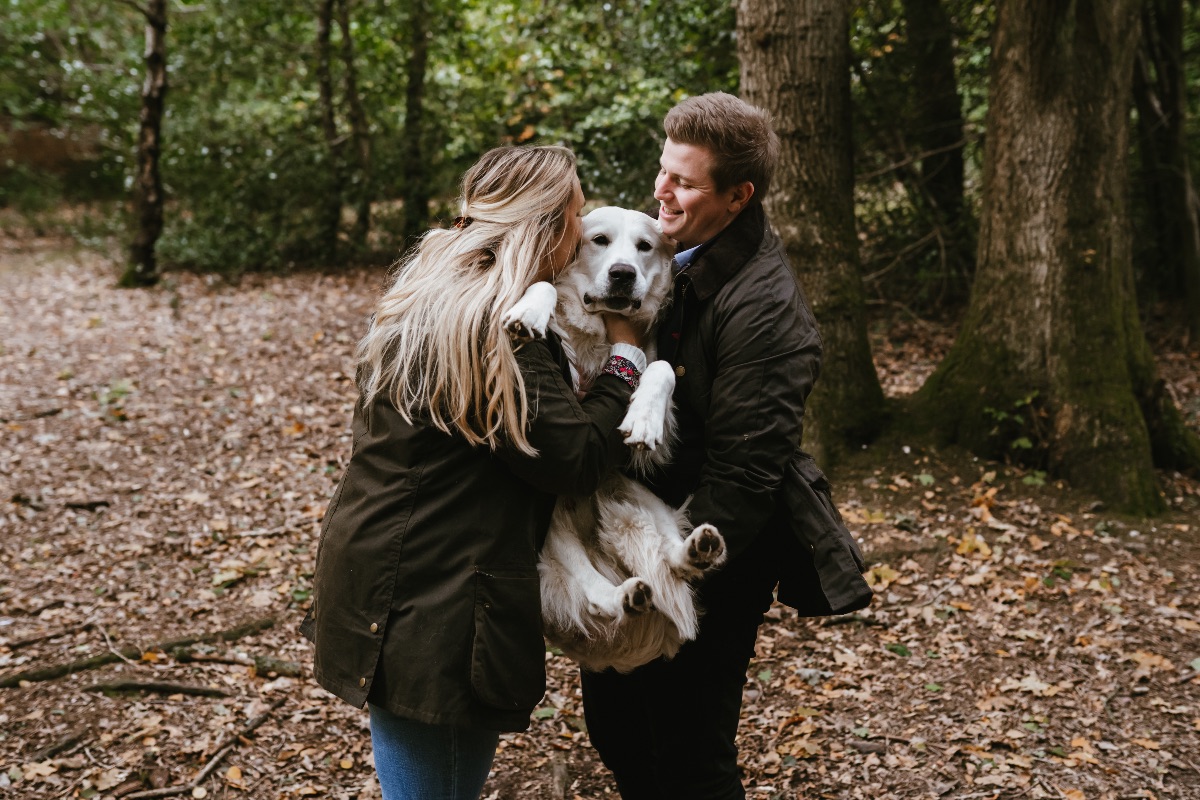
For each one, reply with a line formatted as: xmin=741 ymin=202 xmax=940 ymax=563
xmin=636 ymin=240 xmax=652 ymax=252
xmin=592 ymin=235 xmax=610 ymax=246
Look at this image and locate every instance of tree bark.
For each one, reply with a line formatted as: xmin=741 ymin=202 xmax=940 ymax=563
xmin=120 ymin=0 xmax=167 ymax=288
xmin=336 ymin=0 xmax=371 ymax=252
xmin=915 ymin=0 xmax=1200 ymax=513
xmin=900 ymin=0 xmax=972 ymax=297
xmin=315 ymin=0 xmax=343 ymax=262
xmin=402 ymin=0 xmax=430 ymax=243
xmin=736 ymin=0 xmax=885 ymax=466
xmin=1133 ymin=0 xmax=1200 ymax=342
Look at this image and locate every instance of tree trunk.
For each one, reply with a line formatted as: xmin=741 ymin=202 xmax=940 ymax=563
xmin=1133 ymin=0 xmax=1200 ymax=342
xmin=915 ymin=0 xmax=1200 ymax=513
xmin=336 ymin=0 xmax=371 ymax=253
xmin=120 ymin=0 xmax=167 ymax=288
xmin=736 ymin=0 xmax=885 ymax=466
xmin=402 ymin=0 xmax=430 ymax=243
xmin=900 ymin=0 xmax=972 ymax=298
xmin=315 ymin=0 xmax=343 ymax=263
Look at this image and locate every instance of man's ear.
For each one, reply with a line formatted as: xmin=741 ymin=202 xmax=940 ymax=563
xmin=727 ymin=181 xmax=755 ymax=214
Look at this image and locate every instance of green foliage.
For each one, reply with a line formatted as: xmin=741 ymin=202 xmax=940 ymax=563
xmin=982 ymin=390 xmax=1049 ymax=469
xmin=3 ymin=0 xmax=735 ymax=271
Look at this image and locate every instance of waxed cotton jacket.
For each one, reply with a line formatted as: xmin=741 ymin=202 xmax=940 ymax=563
xmin=301 ymin=335 xmax=633 ymax=732
xmin=650 ymin=203 xmax=872 ymax=616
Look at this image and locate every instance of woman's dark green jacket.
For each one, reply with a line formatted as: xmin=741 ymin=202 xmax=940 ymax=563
xmin=301 ymin=335 xmax=632 ymax=732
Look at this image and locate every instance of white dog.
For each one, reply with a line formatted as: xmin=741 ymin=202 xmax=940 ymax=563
xmin=503 ymin=207 xmax=727 ymax=673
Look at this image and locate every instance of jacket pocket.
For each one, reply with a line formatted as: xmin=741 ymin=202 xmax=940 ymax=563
xmin=469 ymin=567 xmax=547 ymax=712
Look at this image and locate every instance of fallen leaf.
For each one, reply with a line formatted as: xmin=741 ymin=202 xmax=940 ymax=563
xmin=956 ymin=530 xmax=992 ymax=558
xmin=864 ymin=564 xmax=900 ymax=588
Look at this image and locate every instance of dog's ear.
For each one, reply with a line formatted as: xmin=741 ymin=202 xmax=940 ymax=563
xmin=651 ymin=218 xmax=677 ymax=250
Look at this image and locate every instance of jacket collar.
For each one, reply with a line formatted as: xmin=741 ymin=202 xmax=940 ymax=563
xmin=679 ymin=202 xmax=767 ymax=301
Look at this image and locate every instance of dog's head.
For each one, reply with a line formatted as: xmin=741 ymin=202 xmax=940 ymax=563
xmin=557 ymin=206 xmax=675 ymax=325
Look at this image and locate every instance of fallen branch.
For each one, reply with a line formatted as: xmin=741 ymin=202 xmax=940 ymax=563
xmin=170 ymin=648 xmax=301 ymax=678
xmin=0 ymin=617 xmax=276 ymax=688
xmin=6 ymin=622 xmax=95 ymax=651
xmin=82 ymin=681 xmax=231 ymax=698
xmin=29 ymin=732 xmax=87 ymax=761
xmin=123 ymin=697 xmax=285 ymax=799
xmin=822 ymin=614 xmax=887 ymax=627
xmin=64 ymin=500 xmax=111 ymax=511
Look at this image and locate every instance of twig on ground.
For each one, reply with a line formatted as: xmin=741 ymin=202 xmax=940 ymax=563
xmin=0 ymin=616 xmax=276 ymax=687
xmin=29 ymin=732 xmax=87 ymax=761
xmin=6 ymin=622 xmax=95 ymax=651
xmin=123 ymin=697 xmax=286 ymax=799
xmin=99 ymin=625 xmax=139 ymax=668
xmin=821 ymin=614 xmax=887 ymax=627
xmin=81 ymin=680 xmax=232 ymax=698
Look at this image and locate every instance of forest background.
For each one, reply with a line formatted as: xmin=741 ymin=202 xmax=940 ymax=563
xmin=2 ymin=1 xmax=1200 ymax=799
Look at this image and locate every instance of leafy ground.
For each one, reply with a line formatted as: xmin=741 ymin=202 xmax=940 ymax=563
xmin=2 ymin=235 xmax=1199 ymax=800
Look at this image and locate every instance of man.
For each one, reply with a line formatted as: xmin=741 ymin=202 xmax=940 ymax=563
xmin=580 ymin=92 xmax=872 ymax=799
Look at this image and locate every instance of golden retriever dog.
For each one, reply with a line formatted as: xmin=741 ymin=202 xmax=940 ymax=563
xmin=503 ymin=206 xmax=726 ymax=673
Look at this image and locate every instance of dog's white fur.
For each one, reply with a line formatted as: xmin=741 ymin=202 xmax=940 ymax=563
xmin=503 ymin=206 xmax=727 ymax=673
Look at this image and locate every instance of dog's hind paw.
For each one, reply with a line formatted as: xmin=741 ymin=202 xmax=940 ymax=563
xmin=685 ymin=524 xmax=726 ymax=572
xmin=501 ymin=282 xmax=556 ymax=343
xmin=620 ymin=578 xmax=654 ymax=615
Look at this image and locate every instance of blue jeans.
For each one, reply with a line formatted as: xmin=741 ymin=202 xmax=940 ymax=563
xmin=368 ymin=704 xmax=499 ymax=800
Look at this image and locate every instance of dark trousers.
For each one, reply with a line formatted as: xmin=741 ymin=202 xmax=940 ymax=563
xmin=580 ymin=528 xmax=781 ymax=800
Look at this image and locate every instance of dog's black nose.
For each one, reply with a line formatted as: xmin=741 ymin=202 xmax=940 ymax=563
xmin=608 ymin=263 xmax=636 ymax=284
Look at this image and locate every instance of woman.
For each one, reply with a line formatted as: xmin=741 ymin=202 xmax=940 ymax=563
xmin=301 ymin=145 xmax=646 ymax=800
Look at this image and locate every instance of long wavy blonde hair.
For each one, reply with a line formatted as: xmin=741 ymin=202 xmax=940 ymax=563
xmin=356 ymin=145 xmax=579 ymax=455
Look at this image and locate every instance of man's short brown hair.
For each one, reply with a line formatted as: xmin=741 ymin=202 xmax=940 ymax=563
xmin=663 ymin=92 xmax=780 ymax=199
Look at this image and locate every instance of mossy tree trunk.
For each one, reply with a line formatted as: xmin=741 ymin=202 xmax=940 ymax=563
xmin=901 ymin=0 xmax=973 ymax=299
xmin=914 ymin=0 xmax=1200 ymax=514
xmin=336 ymin=0 xmax=371 ymax=253
xmin=736 ymin=0 xmax=885 ymax=467
xmin=314 ymin=0 xmax=343 ymax=263
xmin=402 ymin=0 xmax=430 ymax=244
xmin=1133 ymin=0 xmax=1200 ymax=342
xmin=121 ymin=0 xmax=167 ymax=288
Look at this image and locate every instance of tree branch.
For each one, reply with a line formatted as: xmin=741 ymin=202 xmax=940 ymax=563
xmin=0 ymin=616 xmax=276 ymax=688
xmin=81 ymin=681 xmax=232 ymax=698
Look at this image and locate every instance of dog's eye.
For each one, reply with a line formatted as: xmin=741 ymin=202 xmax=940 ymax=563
xmin=592 ymin=235 xmax=610 ymax=246
xmin=636 ymin=240 xmax=653 ymax=252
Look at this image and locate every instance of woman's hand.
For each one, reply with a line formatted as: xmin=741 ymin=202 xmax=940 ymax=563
xmin=602 ymin=313 xmax=645 ymax=348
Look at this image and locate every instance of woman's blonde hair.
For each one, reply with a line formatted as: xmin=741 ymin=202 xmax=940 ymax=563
xmin=356 ymin=145 xmax=579 ymax=455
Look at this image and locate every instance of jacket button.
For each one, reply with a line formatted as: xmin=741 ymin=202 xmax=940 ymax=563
xmin=358 ymin=677 xmax=366 ymax=687
xmin=369 ymin=622 xmax=378 ymax=633
xmin=675 ymin=365 xmax=686 ymax=377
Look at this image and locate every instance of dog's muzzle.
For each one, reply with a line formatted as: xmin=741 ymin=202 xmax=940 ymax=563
xmin=583 ymin=262 xmax=643 ymax=312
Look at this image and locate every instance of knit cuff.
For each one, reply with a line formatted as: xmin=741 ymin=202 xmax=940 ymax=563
xmin=609 ymin=343 xmax=647 ymax=373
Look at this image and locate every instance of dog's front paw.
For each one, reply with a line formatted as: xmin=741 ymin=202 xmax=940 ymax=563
xmin=685 ymin=524 xmax=726 ymax=572
xmin=620 ymin=577 xmax=654 ymax=615
xmin=618 ymin=361 xmax=674 ymax=451
xmin=618 ymin=404 xmax=663 ymax=452
xmin=502 ymin=281 xmax=557 ymax=342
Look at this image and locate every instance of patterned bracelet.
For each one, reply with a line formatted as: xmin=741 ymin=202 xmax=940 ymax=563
xmin=602 ymin=355 xmax=641 ymax=391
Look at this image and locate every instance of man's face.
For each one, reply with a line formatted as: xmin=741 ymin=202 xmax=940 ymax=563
xmin=653 ymin=138 xmax=752 ymax=249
